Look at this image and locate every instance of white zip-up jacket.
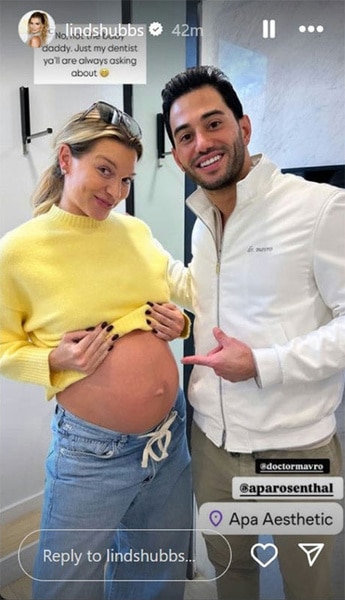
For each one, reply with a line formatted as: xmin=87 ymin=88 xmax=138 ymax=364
xmin=171 ymin=154 xmax=345 ymax=452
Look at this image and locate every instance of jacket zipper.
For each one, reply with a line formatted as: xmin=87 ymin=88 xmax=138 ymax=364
xmin=187 ymin=203 xmax=228 ymax=447
xmin=214 ymin=211 xmax=227 ymax=448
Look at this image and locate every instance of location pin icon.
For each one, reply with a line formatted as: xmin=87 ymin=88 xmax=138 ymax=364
xmin=209 ymin=510 xmax=223 ymax=527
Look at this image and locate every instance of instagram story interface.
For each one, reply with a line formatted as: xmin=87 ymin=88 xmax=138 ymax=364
xmin=0 ymin=1 xmax=344 ymax=600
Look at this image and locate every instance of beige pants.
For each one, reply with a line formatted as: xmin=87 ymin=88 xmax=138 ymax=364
xmin=191 ymin=422 xmax=343 ymax=600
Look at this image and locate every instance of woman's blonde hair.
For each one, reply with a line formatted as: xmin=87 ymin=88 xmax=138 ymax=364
xmin=32 ymin=107 xmax=143 ymax=217
xmin=28 ymin=11 xmax=49 ymax=45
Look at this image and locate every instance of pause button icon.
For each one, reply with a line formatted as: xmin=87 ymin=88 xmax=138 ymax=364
xmin=263 ymin=19 xmax=276 ymax=39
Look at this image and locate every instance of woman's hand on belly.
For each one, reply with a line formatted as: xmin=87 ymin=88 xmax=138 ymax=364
xmin=146 ymin=302 xmax=185 ymax=341
xmin=49 ymin=322 xmax=114 ymax=375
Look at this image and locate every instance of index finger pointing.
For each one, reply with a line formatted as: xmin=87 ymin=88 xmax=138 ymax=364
xmin=181 ymin=354 xmax=212 ymax=367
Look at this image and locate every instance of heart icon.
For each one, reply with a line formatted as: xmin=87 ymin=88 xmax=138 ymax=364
xmin=250 ymin=543 xmax=278 ymax=568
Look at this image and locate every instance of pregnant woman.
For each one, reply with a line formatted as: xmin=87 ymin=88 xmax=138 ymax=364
xmin=0 ymin=102 xmax=192 ymax=600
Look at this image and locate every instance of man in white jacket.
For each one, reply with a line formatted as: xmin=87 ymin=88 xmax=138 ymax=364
xmin=162 ymin=66 xmax=345 ymax=600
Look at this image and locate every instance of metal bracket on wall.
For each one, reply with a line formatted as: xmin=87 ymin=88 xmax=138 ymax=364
xmin=20 ymin=86 xmax=53 ymax=155
xmin=156 ymin=113 xmax=172 ymax=167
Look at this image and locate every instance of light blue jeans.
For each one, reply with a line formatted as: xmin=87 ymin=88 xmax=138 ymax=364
xmin=32 ymin=389 xmax=192 ymax=600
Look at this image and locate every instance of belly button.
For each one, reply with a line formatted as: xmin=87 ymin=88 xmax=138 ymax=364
xmin=153 ymin=387 xmax=164 ymax=398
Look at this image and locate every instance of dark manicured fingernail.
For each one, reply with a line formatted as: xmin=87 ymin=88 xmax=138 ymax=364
xmin=108 ymin=345 xmax=114 ymax=351
xmin=147 ymin=301 xmax=154 ymax=307
xmin=145 ymin=309 xmax=151 ymax=315
xmin=101 ymin=321 xmax=108 ymax=329
xmin=85 ymin=326 xmax=95 ymax=331
xmin=112 ymin=334 xmax=119 ymax=341
xmin=146 ymin=319 xmax=151 ymax=325
xmin=152 ymin=329 xmax=158 ymax=334
xmin=106 ymin=324 xmax=114 ymax=332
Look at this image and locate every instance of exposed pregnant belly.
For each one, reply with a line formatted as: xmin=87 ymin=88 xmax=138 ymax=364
xmin=57 ymin=330 xmax=179 ymax=433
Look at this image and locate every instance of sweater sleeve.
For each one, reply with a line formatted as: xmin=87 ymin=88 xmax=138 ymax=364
xmin=0 ymin=302 xmax=101 ymax=398
xmin=0 ymin=303 xmax=53 ymax=388
xmin=152 ymin=239 xmax=194 ymax=312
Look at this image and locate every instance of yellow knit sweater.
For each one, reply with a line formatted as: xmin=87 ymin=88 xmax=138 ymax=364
xmin=0 ymin=204 xmax=188 ymax=399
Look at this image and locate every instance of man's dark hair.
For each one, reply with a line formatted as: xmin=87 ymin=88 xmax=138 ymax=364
xmin=161 ymin=66 xmax=244 ymax=146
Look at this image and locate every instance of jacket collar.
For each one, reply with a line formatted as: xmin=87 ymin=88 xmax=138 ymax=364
xmin=186 ymin=154 xmax=279 ymax=221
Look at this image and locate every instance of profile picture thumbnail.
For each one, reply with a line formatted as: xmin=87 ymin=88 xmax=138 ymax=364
xmin=18 ymin=10 xmax=56 ymax=48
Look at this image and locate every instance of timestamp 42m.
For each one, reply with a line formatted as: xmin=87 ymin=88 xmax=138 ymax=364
xmin=172 ymin=24 xmax=203 ymax=37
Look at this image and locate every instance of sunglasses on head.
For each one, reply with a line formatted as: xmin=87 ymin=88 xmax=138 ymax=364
xmin=78 ymin=101 xmax=142 ymax=139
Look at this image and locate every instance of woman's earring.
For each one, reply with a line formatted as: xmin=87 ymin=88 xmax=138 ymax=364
xmin=60 ymin=167 xmax=66 ymax=176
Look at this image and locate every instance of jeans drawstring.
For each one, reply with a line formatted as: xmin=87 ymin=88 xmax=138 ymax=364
xmin=139 ymin=410 xmax=177 ymax=468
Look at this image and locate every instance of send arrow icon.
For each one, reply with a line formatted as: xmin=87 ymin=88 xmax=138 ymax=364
xmin=298 ymin=543 xmax=325 ymax=567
